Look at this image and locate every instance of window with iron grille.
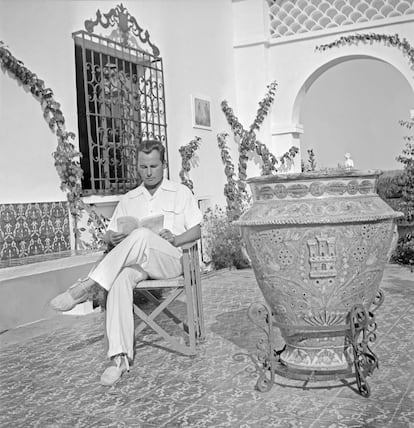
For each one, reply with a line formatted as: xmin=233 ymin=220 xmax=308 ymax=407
xmin=73 ymin=5 xmax=168 ymax=195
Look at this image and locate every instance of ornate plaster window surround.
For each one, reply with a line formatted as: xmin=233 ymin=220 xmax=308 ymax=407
xmin=266 ymin=0 xmax=414 ymax=38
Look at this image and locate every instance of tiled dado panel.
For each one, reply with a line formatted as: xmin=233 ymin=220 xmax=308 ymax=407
xmin=0 ymin=202 xmax=71 ymax=261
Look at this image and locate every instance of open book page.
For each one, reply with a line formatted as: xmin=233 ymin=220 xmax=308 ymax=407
xmin=117 ymin=216 xmax=140 ymax=235
xmin=117 ymin=214 xmax=164 ymax=235
xmin=139 ymin=214 xmax=164 ymax=234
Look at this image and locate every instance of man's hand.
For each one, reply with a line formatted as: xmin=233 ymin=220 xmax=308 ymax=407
xmin=159 ymin=228 xmax=176 ymax=246
xmin=104 ymin=230 xmax=128 ymax=247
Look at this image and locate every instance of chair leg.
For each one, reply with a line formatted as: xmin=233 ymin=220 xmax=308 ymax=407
xmin=136 ymin=289 xmax=185 ymax=328
xmin=134 ymin=288 xmax=184 ymax=336
xmin=194 ymin=268 xmax=205 ymax=342
xmin=133 ymin=302 xmax=195 ymax=356
xmin=184 ymin=282 xmax=196 ymax=354
xmin=188 ymin=255 xmax=205 ymax=342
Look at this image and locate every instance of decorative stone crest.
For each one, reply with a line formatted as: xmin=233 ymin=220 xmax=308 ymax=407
xmin=307 ymin=233 xmax=337 ymax=278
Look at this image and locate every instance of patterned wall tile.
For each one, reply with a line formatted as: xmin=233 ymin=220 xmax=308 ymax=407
xmin=0 ymin=201 xmax=71 ymax=262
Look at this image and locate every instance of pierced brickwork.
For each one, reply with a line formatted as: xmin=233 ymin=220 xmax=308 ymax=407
xmin=267 ymin=0 xmax=414 ymax=38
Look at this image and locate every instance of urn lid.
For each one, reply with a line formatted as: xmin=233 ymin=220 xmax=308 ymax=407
xmin=246 ymin=169 xmax=382 ymax=184
xmin=238 ymin=170 xmax=404 ymax=226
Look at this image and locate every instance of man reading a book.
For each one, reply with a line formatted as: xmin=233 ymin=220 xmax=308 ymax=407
xmin=51 ymin=139 xmax=203 ymax=386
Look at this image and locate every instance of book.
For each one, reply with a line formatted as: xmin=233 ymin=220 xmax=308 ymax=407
xmin=117 ymin=214 xmax=164 ymax=235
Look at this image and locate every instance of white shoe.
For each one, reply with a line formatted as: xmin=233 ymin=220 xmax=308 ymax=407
xmin=100 ymin=354 xmax=130 ymax=386
xmin=50 ymin=278 xmax=92 ymax=312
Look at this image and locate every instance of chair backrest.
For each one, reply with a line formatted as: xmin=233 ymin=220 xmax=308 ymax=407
xmin=181 ymin=241 xmax=204 ymax=341
xmin=181 ymin=241 xmax=201 ymax=284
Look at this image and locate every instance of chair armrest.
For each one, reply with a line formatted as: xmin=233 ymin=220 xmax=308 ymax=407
xmin=180 ymin=241 xmax=198 ymax=251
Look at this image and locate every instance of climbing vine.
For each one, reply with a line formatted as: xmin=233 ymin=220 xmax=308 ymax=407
xmin=0 ymin=41 xmax=100 ymax=248
xmin=219 ymin=81 xmax=298 ymax=220
xmin=221 ymin=81 xmax=280 ymax=181
xmin=301 ymin=148 xmax=317 ymax=172
xmin=217 ymin=132 xmax=249 ymax=220
xmin=316 ymin=33 xmax=414 ymax=69
xmin=202 ymin=83 xmax=298 ymax=270
xmin=178 ymin=137 xmax=201 ymax=192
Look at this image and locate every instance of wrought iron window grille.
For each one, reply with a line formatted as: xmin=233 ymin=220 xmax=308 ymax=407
xmin=73 ymin=4 xmax=168 ymax=195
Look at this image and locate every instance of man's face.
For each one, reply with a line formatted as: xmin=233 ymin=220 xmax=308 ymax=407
xmin=138 ymin=149 xmax=164 ymax=191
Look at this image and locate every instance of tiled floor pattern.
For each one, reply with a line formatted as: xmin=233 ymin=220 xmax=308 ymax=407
xmin=0 ymin=264 xmax=413 ymax=427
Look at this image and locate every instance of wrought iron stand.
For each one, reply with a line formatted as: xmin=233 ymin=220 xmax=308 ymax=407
xmin=246 ymin=290 xmax=384 ymax=397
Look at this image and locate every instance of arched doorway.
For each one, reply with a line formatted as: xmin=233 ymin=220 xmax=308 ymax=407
xmin=298 ymin=57 xmax=414 ymax=171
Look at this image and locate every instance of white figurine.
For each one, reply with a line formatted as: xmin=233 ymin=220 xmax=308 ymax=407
xmin=344 ymin=153 xmax=354 ymax=170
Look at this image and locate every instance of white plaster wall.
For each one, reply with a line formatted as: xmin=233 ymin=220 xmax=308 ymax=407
xmin=232 ymin=0 xmax=414 ymax=174
xmin=272 ymin=19 xmax=414 ymax=170
xmin=0 ymin=75 xmax=66 ymax=202
xmin=0 ymin=0 xmax=235 ymax=207
xmin=299 ymin=58 xmax=414 ymax=171
xmin=232 ymin=0 xmax=268 ymax=44
xmin=270 ymin=21 xmax=414 ymax=124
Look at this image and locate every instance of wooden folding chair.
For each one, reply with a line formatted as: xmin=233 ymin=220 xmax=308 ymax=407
xmin=133 ymin=241 xmax=205 ymax=356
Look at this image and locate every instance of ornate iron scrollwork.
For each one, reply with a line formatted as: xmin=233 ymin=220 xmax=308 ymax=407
xmin=242 ymin=298 xmax=382 ymax=397
xmin=74 ymin=3 xmax=167 ymax=194
xmin=247 ymin=302 xmax=281 ymax=392
xmin=349 ymin=303 xmax=380 ymax=398
xmin=371 ymin=289 xmax=385 ymax=313
xmin=84 ymin=3 xmax=160 ymax=56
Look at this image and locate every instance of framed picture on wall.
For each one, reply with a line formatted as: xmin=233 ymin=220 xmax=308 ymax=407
xmin=191 ymin=95 xmax=212 ymax=130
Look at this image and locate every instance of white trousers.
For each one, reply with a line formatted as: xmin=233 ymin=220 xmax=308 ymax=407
xmin=89 ymin=228 xmax=182 ymax=360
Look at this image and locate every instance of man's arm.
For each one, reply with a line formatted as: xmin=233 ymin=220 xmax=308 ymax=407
xmin=159 ymin=224 xmax=201 ymax=247
xmin=174 ymin=224 xmax=201 ymax=247
xmin=103 ymin=196 xmax=129 ymax=248
xmin=103 ymin=230 xmax=128 ymax=247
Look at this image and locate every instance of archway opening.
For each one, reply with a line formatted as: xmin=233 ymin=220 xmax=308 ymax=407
xmin=299 ymin=58 xmax=414 ymax=171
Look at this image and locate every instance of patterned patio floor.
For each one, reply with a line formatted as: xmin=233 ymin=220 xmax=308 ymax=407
xmin=0 ymin=264 xmax=413 ymax=427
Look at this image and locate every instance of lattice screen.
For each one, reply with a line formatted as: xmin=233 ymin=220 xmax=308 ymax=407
xmin=267 ymin=0 xmax=414 ymax=38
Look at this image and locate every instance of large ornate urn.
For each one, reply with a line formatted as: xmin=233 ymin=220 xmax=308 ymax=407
xmin=237 ymin=170 xmax=402 ymax=395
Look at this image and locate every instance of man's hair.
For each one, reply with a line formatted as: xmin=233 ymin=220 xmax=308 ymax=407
xmin=137 ymin=139 xmax=166 ymax=163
